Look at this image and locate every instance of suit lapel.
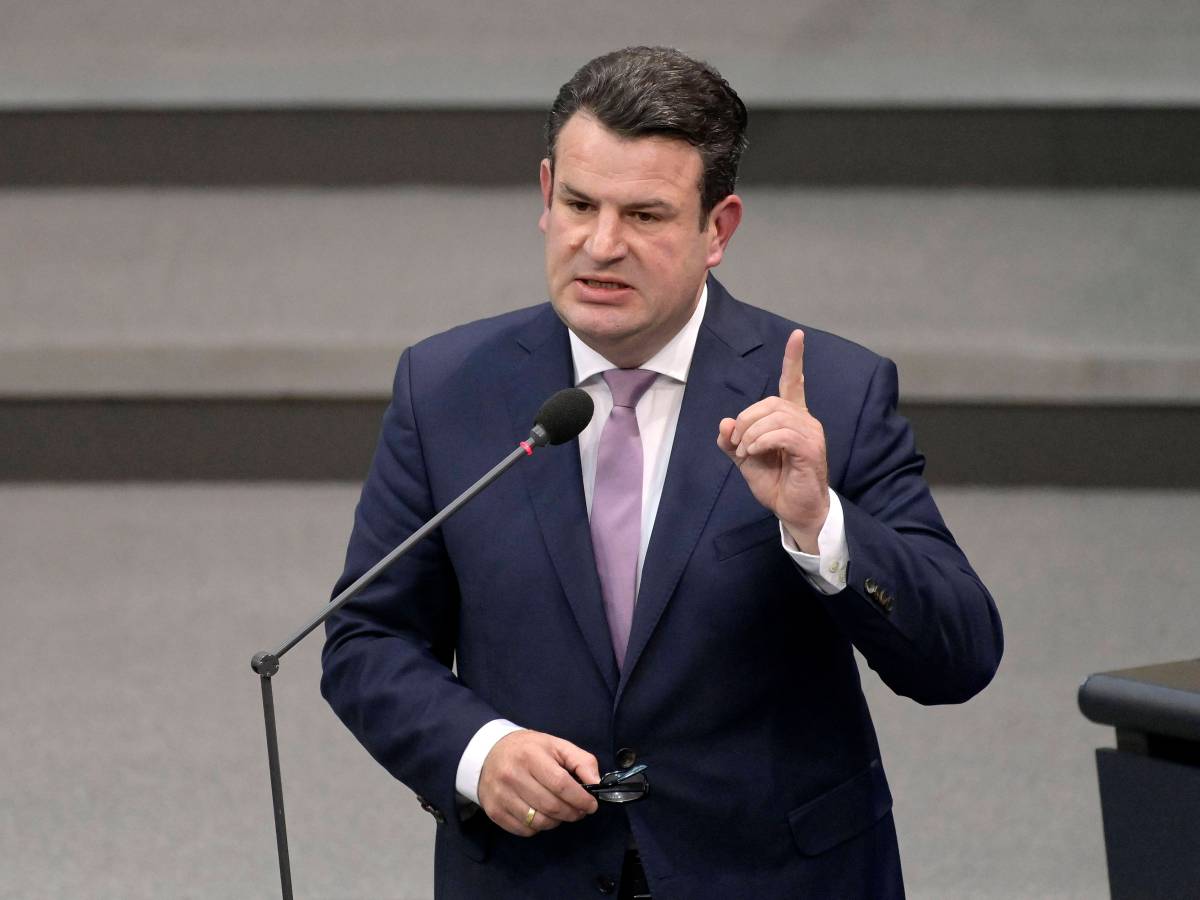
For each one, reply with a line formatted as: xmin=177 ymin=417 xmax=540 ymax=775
xmin=505 ymin=308 xmax=620 ymax=695
xmin=618 ymin=281 xmax=771 ymax=698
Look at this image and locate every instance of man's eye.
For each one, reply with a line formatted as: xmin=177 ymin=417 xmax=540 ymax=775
xmin=632 ymin=212 xmax=658 ymax=223
xmin=567 ymin=201 xmax=591 ymax=212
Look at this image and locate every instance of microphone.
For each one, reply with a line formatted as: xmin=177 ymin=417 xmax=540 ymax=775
xmin=249 ymin=387 xmax=595 ymax=900
xmin=528 ymin=387 xmax=595 ymax=448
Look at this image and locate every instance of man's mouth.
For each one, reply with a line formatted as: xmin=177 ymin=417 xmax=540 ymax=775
xmin=578 ymin=278 xmax=630 ymax=290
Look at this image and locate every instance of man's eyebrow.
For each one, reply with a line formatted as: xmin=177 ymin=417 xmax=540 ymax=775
xmin=557 ymin=182 xmax=594 ymax=203
xmin=626 ymin=199 xmax=675 ymax=212
xmin=557 ymin=182 xmax=677 ymax=213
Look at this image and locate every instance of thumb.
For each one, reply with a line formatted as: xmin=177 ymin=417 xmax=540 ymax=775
xmin=554 ymin=739 xmax=600 ymax=784
xmin=716 ymin=417 xmax=739 ymax=459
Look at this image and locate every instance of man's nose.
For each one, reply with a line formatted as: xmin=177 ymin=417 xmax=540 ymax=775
xmin=584 ymin=210 xmax=627 ymax=263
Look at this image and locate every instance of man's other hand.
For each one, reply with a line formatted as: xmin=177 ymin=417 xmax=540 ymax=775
xmin=477 ymin=730 xmax=601 ymax=836
xmin=718 ymin=329 xmax=830 ymax=553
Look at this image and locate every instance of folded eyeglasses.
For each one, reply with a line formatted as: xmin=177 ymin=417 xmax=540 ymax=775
xmin=580 ymin=763 xmax=650 ymax=804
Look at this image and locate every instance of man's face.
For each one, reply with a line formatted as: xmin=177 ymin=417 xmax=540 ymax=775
xmin=539 ymin=112 xmax=741 ymax=368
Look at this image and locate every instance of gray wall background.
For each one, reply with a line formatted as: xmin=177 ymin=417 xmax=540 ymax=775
xmin=2 ymin=3 xmax=1199 ymax=898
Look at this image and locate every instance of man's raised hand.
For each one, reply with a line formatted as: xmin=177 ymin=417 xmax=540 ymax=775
xmin=717 ymin=329 xmax=830 ymax=553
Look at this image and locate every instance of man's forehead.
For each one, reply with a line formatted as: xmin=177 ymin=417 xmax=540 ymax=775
xmin=551 ymin=114 xmax=703 ymax=197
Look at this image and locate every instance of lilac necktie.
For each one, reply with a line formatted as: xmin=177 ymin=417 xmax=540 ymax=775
xmin=591 ymin=368 xmax=659 ymax=671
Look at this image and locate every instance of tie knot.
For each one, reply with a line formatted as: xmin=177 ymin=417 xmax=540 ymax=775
xmin=602 ymin=368 xmax=658 ymax=409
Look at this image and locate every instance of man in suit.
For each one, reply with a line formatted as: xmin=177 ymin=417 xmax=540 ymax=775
xmin=321 ymin=46 xmax=1003 ymax=898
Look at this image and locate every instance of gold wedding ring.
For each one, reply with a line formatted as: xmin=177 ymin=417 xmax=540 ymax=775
xmin=524 ymin=806 xmax=537 ymax=827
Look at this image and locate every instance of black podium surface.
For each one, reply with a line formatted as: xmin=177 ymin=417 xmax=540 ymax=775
xmin=1079 ymin=658 xmax=1200 ymax=900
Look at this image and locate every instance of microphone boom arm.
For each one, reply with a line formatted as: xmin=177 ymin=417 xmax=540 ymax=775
xmin=250 ymin=431 xmax=544 ymax=900
xmin=253 ymin=439 xmax=533 ymax=671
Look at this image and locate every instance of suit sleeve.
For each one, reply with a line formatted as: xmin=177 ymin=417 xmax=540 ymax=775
xmin=320 ymin=348 xmax=502 ymax=828
xmin=821 ymin=357 xmax=1004 ymax=705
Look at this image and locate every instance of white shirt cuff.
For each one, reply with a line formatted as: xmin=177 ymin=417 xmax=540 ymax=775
xmin=780 ymin=488 xmax=849 ymax=595
xmin=455 ymin=718 xmax=525 ymax=806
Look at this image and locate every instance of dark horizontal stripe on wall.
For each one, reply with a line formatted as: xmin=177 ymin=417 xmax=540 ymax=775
xmin=905 ymin=403 xmax=1200 ymax=487
xmin=1 ymin=109 xmax=548 ymax=185
xmin=0 ymin=399 xmax=386 ymax=482
xmin=747 ymin=107 xmax=1200 ymax=186
xmin=2 ymin=398 xmax=1199 ymax=486
xmin=3 ymin=107 xmax=1200 ymax=186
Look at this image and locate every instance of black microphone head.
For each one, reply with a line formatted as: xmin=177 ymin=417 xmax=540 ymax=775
xmin=533 ymin=388 xmax=594 ymax=446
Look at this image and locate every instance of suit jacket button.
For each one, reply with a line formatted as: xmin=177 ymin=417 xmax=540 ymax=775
xmin=864 ymin=577 xmax=879 ymax=596
xmin=880 ymin=592 xmax=895 ymax=613
xmin=616 ymin=748 xmax=637 ymax=769
xmin=595 ymin=874 xmax=617 ymax=894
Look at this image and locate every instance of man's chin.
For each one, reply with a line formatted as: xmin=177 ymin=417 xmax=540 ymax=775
xmin=553 ymin=304 xmax=640 ymax=353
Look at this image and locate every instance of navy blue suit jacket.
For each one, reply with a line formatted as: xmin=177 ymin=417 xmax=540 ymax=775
xmin=321 ymin=276 xmax=1003 ymax=899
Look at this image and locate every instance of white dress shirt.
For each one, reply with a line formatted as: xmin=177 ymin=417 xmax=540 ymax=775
xmin=454 ymin=284 xmax=850 ymax=805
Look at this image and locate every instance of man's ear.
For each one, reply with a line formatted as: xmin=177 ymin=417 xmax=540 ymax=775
xmin=538 ymin=159 xmax=553 ymax=233
xmin=704 ymin=193 xmax=744 ymax=269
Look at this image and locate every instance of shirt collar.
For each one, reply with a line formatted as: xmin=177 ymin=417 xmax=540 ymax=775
xmin=568 ymin=282 xmax=708 ymax=386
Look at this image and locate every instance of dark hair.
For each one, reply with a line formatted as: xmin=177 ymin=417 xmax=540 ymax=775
xmin=545 ymin=46 xmax=748 ymax=227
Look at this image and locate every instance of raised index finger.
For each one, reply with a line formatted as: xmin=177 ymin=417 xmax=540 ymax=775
xmin=779 ymin=329 xmax=806 ymax=407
